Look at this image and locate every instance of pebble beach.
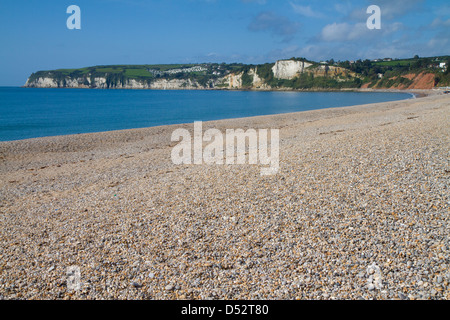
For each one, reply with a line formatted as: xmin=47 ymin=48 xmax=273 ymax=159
xmin=0 ymin=90 xmax=449 ymax=300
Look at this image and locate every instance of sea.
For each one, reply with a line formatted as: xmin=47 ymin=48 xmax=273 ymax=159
xmin=0 ymin=87 xmax=413 ymax=142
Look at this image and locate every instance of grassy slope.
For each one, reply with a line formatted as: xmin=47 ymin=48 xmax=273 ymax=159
xmin=27 ymin=56 xmax=450 ymax=89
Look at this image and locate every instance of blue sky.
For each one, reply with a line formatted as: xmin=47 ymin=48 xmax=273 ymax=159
xmin=0 ymin=0 xmax=449 ymax=86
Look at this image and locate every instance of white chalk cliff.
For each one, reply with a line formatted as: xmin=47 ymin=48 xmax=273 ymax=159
xmin=249 ymin=68 xmax=270 ymax=89
xmin=221 ymin=72 xmax=243 ymax=89
xmin=272 ymin=60 xmax=312 ymax=80
xmin=25 ymin=77 xmax=211 ymax=90
xmin=24 ymin=59 xmax=360 ymax=90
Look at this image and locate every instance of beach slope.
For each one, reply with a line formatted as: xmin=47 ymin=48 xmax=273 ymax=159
xmin=0 ymin=92 xmax=449 ymax=300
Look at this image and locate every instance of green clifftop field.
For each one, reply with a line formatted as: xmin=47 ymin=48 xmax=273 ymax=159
xmin=25 ymin=55 xmax=450 ymax=90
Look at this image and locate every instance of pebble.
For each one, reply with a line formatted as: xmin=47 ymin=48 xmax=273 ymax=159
xmin=398 ymin=293 xmax=408 ymax=300
xmin=0 ymin=93 xmax=449 ymax=300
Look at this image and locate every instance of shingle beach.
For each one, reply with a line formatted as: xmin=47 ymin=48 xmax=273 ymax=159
xmin=0 ymin=90 xmax=449 ymax=300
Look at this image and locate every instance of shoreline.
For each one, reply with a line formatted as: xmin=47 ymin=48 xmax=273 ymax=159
xmin=0 ymin=88 xmax=435 ymax=143
xmin=19 ymin=84 xmax=439 ymax=95
xmin=0 ymin=92 xmax=449 ymax=300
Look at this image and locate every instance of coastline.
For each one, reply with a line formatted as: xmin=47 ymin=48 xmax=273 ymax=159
xmin=19 ymin=84 xmax=437 ymax=96
xmin=0 ymin=92 xmax=449 ymax=300
xmin=1 ymin=88 xmax=432 ymax=143
xmin=0 ymin=89 xmax=444 ymax=165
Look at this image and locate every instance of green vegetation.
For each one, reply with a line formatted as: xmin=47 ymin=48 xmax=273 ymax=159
xmin=372 ymin=59 xmax=412 ymax=67
xmin=241 ymin=72 xmax=254 ymax=88
xmin=266 ymin=73 xmax=362 ymax=90
xmin=26 ymin=55 xmax=450 ymax=89
xmin=124 ymin=69 xmax=153 ymax=78
xmin=375 ymin=75 xmax=414 ymax=88
xmin=337 ymin=55 xmax=449 ymax=88
xmin=256 ymin=63 xmax=275 ymax=85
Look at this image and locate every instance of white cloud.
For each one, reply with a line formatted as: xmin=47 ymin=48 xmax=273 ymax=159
xmin=432 ymin=4 xmax=450 ymax=17
xmin=320 ymin=22 xmax=366 ymax=42
xmin=334 ymin=1 xmax=353 ymax=15
xmin=377 ymin=0 xmax=424 ymax=19
xmin=241 ymin=0 xmax=267 ymax=4
xmin=426 ymin=31 xmax=450 ymax=53
xmin=248 ymin=11 xmax=300 ymax=42
xmin=290 ymin=2 xmax=324 ymax=18
xmin=348 ymin=0 xmax=424 ymax=21
xmin=430 ymin=18 xmax=450 ymax=28
xmin=320 ymin=22 xmax=403 ymax=42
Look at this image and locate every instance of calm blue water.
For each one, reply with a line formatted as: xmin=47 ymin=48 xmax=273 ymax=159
xmin=0 ymin=87 xmax=412 ymax=142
